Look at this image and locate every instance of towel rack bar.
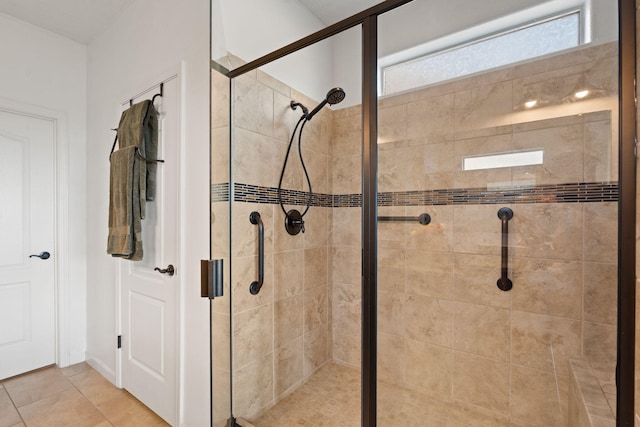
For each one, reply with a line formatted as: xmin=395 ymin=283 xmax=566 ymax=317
xmin=377 ymin=213 xmax=431 ymax=225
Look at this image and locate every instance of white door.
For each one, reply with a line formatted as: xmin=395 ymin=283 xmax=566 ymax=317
xmin=119 ymin=76 xmax=179 ymax=425
xmin=0 ymin=109 xmax=55 ymax=380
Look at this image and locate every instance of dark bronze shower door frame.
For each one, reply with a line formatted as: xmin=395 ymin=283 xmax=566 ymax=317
xmin=213 ymin=0 xmax=637 ymax=425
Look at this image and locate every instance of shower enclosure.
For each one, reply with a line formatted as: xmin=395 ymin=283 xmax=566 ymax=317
xmin=209 ymin=0 xmax=635 ymax=425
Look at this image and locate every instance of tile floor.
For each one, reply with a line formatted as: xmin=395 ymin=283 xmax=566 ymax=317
xmin=0 ymin=363 xmax=169 ymax=427
xmin=251 ymin=363 xmax=516 ymax=427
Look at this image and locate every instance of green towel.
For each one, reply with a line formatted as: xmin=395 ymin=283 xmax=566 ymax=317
xmin=115 ymin=100 xmax=158 ymax=219
xmin=107 ymin=146 xmax=143 ymax=261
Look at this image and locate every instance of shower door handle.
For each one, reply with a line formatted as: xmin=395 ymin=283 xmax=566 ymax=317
xmin=497 ymin=207 xmax=513 ymax=291
xmin=249 ymin=211 xmax=264 ymax=295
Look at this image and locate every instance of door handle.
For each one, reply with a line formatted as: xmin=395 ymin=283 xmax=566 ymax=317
xmin=29 ymin=251 xmax=50 ymax=260
xmin=154 ymin=264 xmax=175 ymax=276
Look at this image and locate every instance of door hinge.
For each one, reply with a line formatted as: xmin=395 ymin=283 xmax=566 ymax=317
xmin=201 ymin=259 xmax=224 ymax=299
xmin=117 ymin=335 xmax=122 ymax=349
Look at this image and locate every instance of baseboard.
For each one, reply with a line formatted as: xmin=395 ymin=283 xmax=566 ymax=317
xmin=85 ymin=352 xmax=117 ymax=385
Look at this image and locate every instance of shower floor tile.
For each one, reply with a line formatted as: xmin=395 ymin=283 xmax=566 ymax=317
xmin=250 ymin=363 xmax=512 ymax=427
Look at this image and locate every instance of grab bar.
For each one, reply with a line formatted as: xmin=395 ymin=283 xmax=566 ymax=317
xmin=249 ymin=211 xmax=264 ymax=295
xmin=497 ymin=207 xmax=513 ymax=291
xmin=377 ymin=213 xmax=431 ymax=225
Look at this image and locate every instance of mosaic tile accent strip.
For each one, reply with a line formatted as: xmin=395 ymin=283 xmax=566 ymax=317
xmin=212 ymin=182 xmax=618 ymax=206
xmin=377 ymin=182 xmax=619 ymax=207
xmin=234 ymin=183 xmax=333 ymax=207
xmin=211 ymin=182 xmax=230 ymax=202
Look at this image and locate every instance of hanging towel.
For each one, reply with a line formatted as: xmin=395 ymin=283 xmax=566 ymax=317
xmin=107 ymin=146 xmax=143 ymax=261
xmin=114 ymin=100 xmax=159 ymax=218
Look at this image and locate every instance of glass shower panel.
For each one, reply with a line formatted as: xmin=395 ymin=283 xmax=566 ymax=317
xmin=210 ymin=66 xmax=232 ymax=427
xmin=377 ymin=1 xmax=619 ymax=425
xmin=223 ymin=26 xmax=363 ymax=425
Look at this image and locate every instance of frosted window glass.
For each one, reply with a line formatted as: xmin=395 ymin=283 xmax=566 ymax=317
xmin=383 ymin=13 xmax=580 ymax=95
xmin=463 ymin=150 xmax=544 ymax=171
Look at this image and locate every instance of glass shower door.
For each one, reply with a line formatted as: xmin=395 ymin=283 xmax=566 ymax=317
xmin=376 ymin=1 xmax=620 ymax=425
xmin=217 ymin=26 xmax=364 ymax=425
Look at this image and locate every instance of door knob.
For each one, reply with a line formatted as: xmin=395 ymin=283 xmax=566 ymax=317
xmin=29 ymin=251 xmax=50 ymax=260
xmin=154 ymin=264 xmax=175 ymax=276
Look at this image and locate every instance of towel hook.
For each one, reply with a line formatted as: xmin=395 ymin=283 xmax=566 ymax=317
xmin=151 ymin=82 xmax=164 ymax=104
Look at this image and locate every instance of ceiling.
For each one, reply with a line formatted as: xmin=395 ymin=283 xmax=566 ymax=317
xmin=0 ymin=0 xmax=383 ymax=45
xmin=0 ymin=0 xmax=135 ymax=44
xmin=298 ymin=0 xmax=381 ymax=25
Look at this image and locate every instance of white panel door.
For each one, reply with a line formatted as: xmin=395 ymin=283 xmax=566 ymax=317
xmin=120 ymin=76 xmax=179 ymax=426
xmin=0 ymin=110 xmax=55 ymax=380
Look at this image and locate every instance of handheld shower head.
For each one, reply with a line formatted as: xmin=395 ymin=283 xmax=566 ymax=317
xmin=305 ymin=87 xmax=346 ymax=121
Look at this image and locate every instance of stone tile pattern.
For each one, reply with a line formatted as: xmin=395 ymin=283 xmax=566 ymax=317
xmin=214 ymin=43 xmax=619 ymax=425
xmin=214 ymin=181 xmax=618 ymax=206
xmin=0 ymin=363 xmax=168 ymax=427
xmin=222 ymin=66 xmax=334 ymax=422
xmin=568 ymin=359 xmax=615 ymax=427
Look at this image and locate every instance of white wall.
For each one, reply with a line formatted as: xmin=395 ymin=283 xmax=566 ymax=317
xmin=0 ymin=12 xmax=87 ymax=366
xmin=85 ymin=0 xmax=210 ymax=425
xmin=215 ymin=0 xmax=334 ymax=102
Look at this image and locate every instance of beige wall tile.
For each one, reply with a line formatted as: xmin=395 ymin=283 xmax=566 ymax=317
xmin=232 ymin=254 xmax=274 ymax=313
xmin=584 ymin=322 xmax=617 ymax=367
xmin=329 ymin=208 xmax=360 ymax=248
xmin=274 ymin=295 xmax=303 ymax=349
xmin=275 ymin=337 xmax=304 ymax=398
xmin=232 ymin=128 xmax=277 ymax=188
xmin=302 ymin=207 xmax=328 ymax=248
xmin=273 ymin=250 xmax=303 ymax=301
xmin=511 ymin=310 xmax=581 ymax=374
xmin=405 ymin=250 xmax=454 ymax=300
xmin=331 ymin=282 xmax=361 ymax=368
xmin=512 ymin=124 xmax=584 ymax=185
xmin=303 ymin=325 xmax=330 ymax=376
xmin=454 ymin=82 xmax=513 ymax=134
xmin=511 ymin=258 xmax=582 ymax=319
xmin=233 ymin=304 xmax=273 ymax=369
xmin=510 ymin=203 xmax=583 ymax=261
xmin=453 ymin=204 xmax=503 ymax=256
xmin=584 ymin=202 xmax=618 ymax=263
xmin=405 ymin=339 xmax=452 ymax=396
xmin=332 ymin=155 xmax=361 ymax=194
xmin=304 ymin=247 xmax=328 ymax=290
xmin=406 ymin=94 xmax=455 ymax=143
xmin=453 ymin=133 xmax=512 ymax=190
xmin=406 ymin=205 xmax=453 ymax=252
xmin=331 ymin=246 xmax=361 ymax=286
xmin=584 ymin=262 xmax=617 ymax=325
xmin=454 ymin=253 xmax=511 ymax=309
xmin=379 ymin=104 xmax=407 ymax=144
xmin=403 ymin=295 xmax=453 ymax=348
xmin=331 ymin=113 xmax=362 ymax=157
xmin=452 ymin=352 xmax=509 ymax=414
xmin=304 ymin=285 xmax=329 ymax=334
xmin=233 ymin=74 xmax=273 ymax=137
xmin=233 ymin=353 xmax=274 ymax=420
xmin=453 ymin=302 xmax=510 ymax=361
xmin=584 ymin=118 xmax=616 ymax=183
xmin=378 ymin=333 xmax=406 ymax=382
xmin=232 ymin=203 xmax=274 ymax=258
xmin=378 ymin=290 xmax=406 ymax=338
xmin=511 ymin=365 xmax=566 ymax=426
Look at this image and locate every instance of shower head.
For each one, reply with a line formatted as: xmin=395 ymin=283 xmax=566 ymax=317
xmin=305 ymin=87 xmax=346 ymax=121
xmin=326 ymin=87 xmax=346 ymax=105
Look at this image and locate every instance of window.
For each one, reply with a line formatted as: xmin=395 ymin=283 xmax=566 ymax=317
xmin=381 ymin=11 xmax=582 ymax=95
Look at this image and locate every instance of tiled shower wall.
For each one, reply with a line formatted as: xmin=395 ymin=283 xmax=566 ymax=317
xmin=211 ymin=41 xmax=619 ymax=425
xmin=331 ymin=42 xmax=619 ymax=426
xmin=211 ymin=61 xmax=334 ymax=422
